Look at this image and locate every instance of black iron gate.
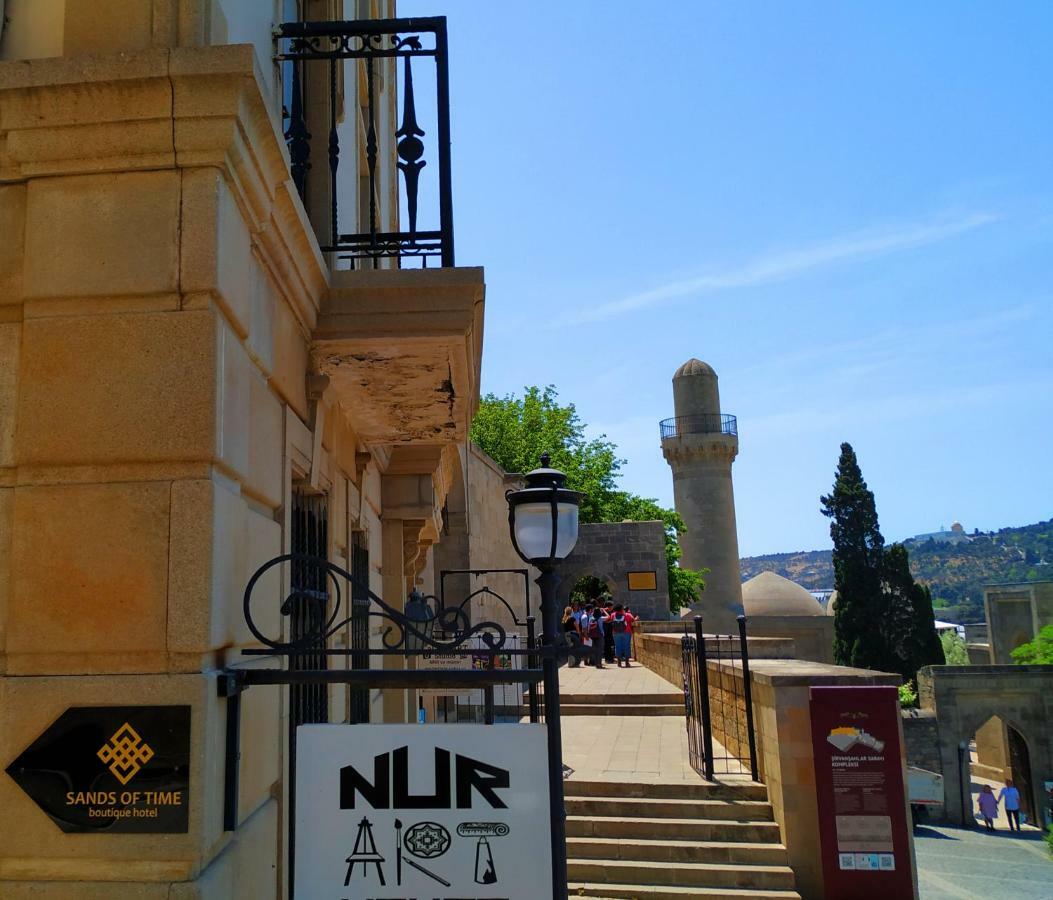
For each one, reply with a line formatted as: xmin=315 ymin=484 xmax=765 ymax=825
xmin=681 ymin=615 xmax=759 ymax=781
xmin=218 ymin=554 xmax=555 ymax=898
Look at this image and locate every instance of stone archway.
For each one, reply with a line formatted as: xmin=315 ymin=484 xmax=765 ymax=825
xmin=919 ymin=665 xmax=1053 ymax=826
xmin=556 ymin=521 xmax=671 ymax=621
xmin=960 ymin=712 xmax=1038 ymax=827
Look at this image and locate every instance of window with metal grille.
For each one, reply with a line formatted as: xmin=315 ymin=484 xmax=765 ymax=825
xmin=349 ymin=529 xmax=371 ymax=723
xmin=290 ymin=487 xmax=329 ymax=726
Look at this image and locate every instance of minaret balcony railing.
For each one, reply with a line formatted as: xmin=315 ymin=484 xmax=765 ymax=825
xmin=276 ymin=16 xmax=454 ymax=269
xmin=659 ymin=414 xmax=737 ymax=440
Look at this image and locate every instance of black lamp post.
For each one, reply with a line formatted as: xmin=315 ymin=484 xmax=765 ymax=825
xmin=507 ymin=452 xmax=581 ymax=900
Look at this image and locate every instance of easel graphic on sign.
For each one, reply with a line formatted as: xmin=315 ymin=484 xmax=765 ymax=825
xmin=344 ymin=817 xmax=385 ymax=886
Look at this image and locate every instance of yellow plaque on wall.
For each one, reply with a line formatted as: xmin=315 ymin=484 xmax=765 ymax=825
xmin=627 ymin=571 xmax=658 ymax=591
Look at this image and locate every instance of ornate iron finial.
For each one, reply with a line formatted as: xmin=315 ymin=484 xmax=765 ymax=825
xmin=540 ymin=452 xmax=551 ymax=467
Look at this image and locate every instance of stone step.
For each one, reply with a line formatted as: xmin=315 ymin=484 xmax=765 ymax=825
xmin=559 ymin=703 xmax=686 ymax=716
xmin=564 ymin=779 xmax=768 ymax=802
xmin=568 ymin=882 xmax=802 ymax=900
xmin=567 ymin=837 xmax=789 ymax=866
xmin=566 ymin=815 xmax=784 ymax=843
xmin=565 ymin=796 xmax=774 ymax=822
xmin=555 ymin=692 xmax=684 ymax=706
xmin=568 ymin=859 xmax=797 ymax=892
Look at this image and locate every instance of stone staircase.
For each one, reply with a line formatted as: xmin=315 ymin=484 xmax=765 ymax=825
xmin=543 ymin=692 xmax=686 ymax=717
xmin=564 ymin=779 xmax=800 ymax=899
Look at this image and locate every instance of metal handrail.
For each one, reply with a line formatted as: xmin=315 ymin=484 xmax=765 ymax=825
xmin=659 ymin=413 xmax=737 ymax=439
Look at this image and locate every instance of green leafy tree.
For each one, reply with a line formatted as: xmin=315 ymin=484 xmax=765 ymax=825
xmin=898 ymin=681 xmax=918 ymax=708
xmin=1010 ymin=625 xmax=1053 ymax=664
xmin=940 ymin=630 xmax=970 ymax=665
xmin=470 ymin=386 xmax=621 ymax=523
xmin=821 ymin=443 xmax=889 ymax=670
xmin=471 ymin=386 xmax=706 ymax=612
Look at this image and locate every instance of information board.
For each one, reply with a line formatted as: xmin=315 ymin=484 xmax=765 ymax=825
xmin=809 ymin=686 xmax=916 ymax=899
xmin=295 ymin=724 xmax=552 ymax=899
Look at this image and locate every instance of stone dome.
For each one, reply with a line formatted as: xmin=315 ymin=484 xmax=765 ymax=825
xmin=674 ymin=358 xmax=716 ymax=379
xmin=742 ymin=571 xmax=824 ymax=617
xmin=825 ymin=590 xmax=838 ymax=616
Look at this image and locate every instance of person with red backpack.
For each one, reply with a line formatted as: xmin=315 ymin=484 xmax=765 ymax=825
xmin=610 ymin=605 xmax=635 ymax=667
xmin=584 ymin=604 xmax=607 ymax=669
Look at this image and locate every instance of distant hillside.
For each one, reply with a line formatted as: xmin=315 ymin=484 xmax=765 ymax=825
xmin=740 ymin=518 xmax=1053 ymax=623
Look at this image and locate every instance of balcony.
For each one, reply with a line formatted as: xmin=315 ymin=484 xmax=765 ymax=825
xmin=659 ymin=414 xmax=738 ymax=440
xmin=276 ymin=16 xmax=453 ymax=269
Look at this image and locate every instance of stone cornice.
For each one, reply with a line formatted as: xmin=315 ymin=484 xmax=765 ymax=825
xmin=661 ymin=432 xmax=739 ymax=465
xmin=0 ymin=44 xmax=328 ymax=328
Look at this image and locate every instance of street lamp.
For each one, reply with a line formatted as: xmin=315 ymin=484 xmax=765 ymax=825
xmin=404 ymin=588 xmax=435 ymax=651
xmin=506 ymin=452 xmax=581 ymax=900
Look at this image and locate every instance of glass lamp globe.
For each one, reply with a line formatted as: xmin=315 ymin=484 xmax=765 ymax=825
xmin=507 ymin=453 xmax=583 ymax=565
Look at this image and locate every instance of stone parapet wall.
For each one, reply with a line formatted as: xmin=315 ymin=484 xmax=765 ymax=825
xmin=635 ymin=637 xmax=907 ymax=900
xmin=746 ymin=660 xmax=904 ymax=900
xmin=635 ymin=632 xmax=797 ymax=692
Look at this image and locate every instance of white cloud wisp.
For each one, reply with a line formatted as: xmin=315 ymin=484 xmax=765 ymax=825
xmin=577 ymin=212 xmax=999 ymax=323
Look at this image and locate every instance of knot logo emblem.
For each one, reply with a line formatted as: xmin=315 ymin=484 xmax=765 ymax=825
xmin=97 ymin=723 xmax=154 ymax=785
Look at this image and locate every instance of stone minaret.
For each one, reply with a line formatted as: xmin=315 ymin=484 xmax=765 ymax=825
xmin=661 ymin=359 xmax=743 ymax=631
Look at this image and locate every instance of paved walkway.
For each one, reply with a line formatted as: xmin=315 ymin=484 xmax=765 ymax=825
xmin=558 ymin=659 xmax=681 ymax=697
xmin=915 ymin=822 xmax=1052 ymax=899
xmin=557 ymin=662 xmax=748 ymax=782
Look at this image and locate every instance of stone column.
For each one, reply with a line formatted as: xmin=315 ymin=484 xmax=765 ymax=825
xmin=661 ymin=359 xmax=742 ymax=632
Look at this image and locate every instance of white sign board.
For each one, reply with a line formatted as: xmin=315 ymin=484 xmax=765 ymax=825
xmin=295 ymin=724 xmax=552 ymax=900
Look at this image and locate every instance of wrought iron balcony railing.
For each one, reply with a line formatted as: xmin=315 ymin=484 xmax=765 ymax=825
xmin=659 ymin=414 xmax=738 ymax=440
xmin=276 ymin=17 xmax=453 ymax=268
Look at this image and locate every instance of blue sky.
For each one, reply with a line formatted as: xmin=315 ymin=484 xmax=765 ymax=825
xmin=403 ymin=0 xmax=1053 ymax=556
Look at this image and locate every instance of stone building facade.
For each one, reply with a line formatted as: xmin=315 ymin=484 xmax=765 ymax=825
xmin=983 ymin=579 xmax=1053 ymax=663
xmin=0 ymin=2 xmax=485 ymax=897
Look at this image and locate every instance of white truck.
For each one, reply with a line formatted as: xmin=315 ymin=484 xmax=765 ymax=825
xmin=908 ymin=766 xmax=944 ymax=827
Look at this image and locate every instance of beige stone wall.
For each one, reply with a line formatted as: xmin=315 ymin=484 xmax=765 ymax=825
xmin=635 ymin=632 xmax=797 ymax=691
xmin=635 ymin=634 xmax=911 ymax=900
xmin=747 ymin=616 xmax=834 ymax=665
xmin=0 ymin=27 xmax=474 ymax=898
xmin=431 ymin=444 xmax=537 ymax=635
xmin=747 ymin=661 xmax=910 ymax=900
xmin=984 ymin=581 xmax=1053 ymax=663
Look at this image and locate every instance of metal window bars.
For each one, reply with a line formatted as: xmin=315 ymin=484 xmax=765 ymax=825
xmin=289 ymin=488 xmax=329 ymax=726
xmin=681 ymin=615 xmax=759 ymax=781
xmin=276 ymin=16 xmax=454 ymax=269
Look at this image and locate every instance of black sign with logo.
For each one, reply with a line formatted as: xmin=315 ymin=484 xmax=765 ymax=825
xmin=4 ymin=705 xmax=191 ymax=833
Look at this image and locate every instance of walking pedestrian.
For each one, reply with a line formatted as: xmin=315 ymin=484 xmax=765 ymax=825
xmin=999 ymin=778 xmax=1022 ymax=832
xmin=610 ymin=605 xmax=633 ymax=667
xmin=978 ymin=784 xmax=998 ymax=831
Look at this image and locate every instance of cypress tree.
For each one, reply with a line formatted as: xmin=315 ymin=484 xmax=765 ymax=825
xmin=820 ymin=443 xmax=888 ymax=669
xmin=821 ymin=442 xmax=945 ymax=679
xmin=883 ymin=542 xmax=945 ymax=679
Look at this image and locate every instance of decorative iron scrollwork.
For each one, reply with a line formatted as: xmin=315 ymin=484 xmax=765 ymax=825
xmin=275 ymin=17 xmax=454 ymax=268
xmin=244 ymin=554 xmax=507 ymax=655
